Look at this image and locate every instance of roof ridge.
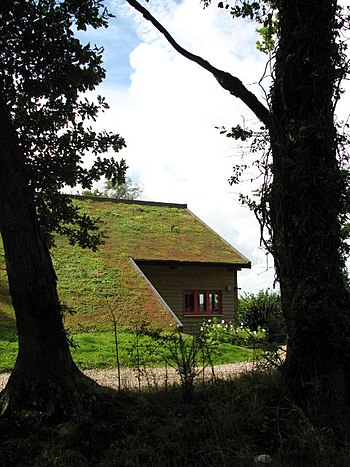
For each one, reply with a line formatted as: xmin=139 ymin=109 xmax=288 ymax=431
xmin=68 ymin=194 xmax=187 ymax=209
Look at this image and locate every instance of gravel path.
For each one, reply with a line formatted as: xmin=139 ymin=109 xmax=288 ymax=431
xmin=0 ymin=362 xmax=254 ymax=392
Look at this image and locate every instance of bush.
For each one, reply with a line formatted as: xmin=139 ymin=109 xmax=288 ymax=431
xmin=238 ymin=289 xmax=287 ymax=343
xmin=201 ymin=318 xmax=266 ymax=348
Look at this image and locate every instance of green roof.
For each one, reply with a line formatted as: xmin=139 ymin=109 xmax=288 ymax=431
xmin=76 ymin=197 xmax=251 ymax=266
xmin=0 ymin=197 xmax=250 ymax=333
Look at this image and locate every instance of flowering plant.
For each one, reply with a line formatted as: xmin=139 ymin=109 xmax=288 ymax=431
xmin=200 ymin=317 xmax=266 ymax=348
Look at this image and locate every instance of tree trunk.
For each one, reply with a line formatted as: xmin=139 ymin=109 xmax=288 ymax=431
xmin=127 ymin=0 xmax=350 ymax=432
xmin=269 ymin=0 xmax=350 ymax=429
xmin=0 ymin=89 xmax=95 ymax=420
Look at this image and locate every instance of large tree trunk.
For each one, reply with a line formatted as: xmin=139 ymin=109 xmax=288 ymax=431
xmin=126 ymin=0 xmax=350 ymax=432
xmin=269 ymin=0 xmax=350 ymax=429
xmin=0 ymin=89 xmax=95 ymax=420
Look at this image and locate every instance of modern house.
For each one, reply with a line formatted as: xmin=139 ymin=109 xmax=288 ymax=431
xmin=63 ymin=198 xmax=250 ymax=332
xmin=0 ymin=197 xmax=251 ymax=334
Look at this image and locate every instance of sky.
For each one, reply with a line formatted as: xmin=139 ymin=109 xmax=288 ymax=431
xmin=76 ymin=0 xmax=277 ymax=294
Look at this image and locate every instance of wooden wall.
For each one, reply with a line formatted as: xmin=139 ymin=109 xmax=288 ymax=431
xmin=137 ymin=263 xmax=239 ymax=333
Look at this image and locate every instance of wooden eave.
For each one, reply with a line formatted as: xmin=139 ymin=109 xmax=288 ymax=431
xmin=134 ymin=258 xmax=251 ymax=269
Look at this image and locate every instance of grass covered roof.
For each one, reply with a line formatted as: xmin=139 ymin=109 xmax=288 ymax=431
xmin=77 ymin=197 xmax=251 ymax=266
xmin=0 ymin=197 xmax=250 ymax=334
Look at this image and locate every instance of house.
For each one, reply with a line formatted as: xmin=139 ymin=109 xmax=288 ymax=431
xmin=63 ymin=198 xmax=250 ymax=331
xmin=0 ymin=197 xmax=251 ymax=334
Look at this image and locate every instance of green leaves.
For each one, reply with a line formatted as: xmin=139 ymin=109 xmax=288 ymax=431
xmin=202 ymin=0 xmax=264 ymax=20
xmin=1 ymin=0 xmax=127 ymax=249
xmin=202 ymin=1 xmax=278 ymax=53
xmin=256 ymin=11 xmax=279 ymax=53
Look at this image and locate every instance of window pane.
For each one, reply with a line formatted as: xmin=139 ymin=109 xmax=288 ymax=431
xmin=209 ymin=292 xmax=219 ymax=311
xmin=185 ymin=293 xmax=194 ymax=312
xmin=198 ymin=292 xmax=206 ymax=311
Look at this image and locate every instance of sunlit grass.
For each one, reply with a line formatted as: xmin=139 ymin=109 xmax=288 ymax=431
xmin=0 ymin=331 xmax=257 ymax=373
xmin=0 ymin=339 xmax=18 ymax=372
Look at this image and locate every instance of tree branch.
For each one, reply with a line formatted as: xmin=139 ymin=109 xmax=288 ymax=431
xmin=126 ymin=0 xmax=270 ymax=126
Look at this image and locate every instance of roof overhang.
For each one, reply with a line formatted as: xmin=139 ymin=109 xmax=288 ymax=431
xmin=129 ymin=258 xmax=183 ymax=329
xmin=134 ymin=258 xmax=252 ymax=270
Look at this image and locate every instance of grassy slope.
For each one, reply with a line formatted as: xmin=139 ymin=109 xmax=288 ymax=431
xmin=55 ymin=198 xmax=249 ymax=331
xmin=57 ymin=198 xmax=250 ymax=332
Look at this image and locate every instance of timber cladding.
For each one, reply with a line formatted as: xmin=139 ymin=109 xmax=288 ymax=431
xmin=136 ymin=263 xmax=239 ymax=333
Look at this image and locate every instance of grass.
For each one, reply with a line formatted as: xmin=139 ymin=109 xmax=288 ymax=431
xmin=0 ymin=339 xmax=18 ymax=372
xmin=0 ymin=330 xmax=257 ymax=372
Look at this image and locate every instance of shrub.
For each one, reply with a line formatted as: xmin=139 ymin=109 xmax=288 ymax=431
xmin=238 ymin=289 xmax=287 ymax=343
xmin=201 ymin=317 xmax=266 ymax=346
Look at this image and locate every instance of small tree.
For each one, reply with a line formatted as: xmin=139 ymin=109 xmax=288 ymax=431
xmin=104 ymin=177 xmax=143 ymax=200
xmin=83 ymin=176 xmax=143 ymax=200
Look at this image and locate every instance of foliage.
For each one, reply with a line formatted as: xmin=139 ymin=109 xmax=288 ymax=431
xmin=238 ymin=289 xmax=286 ymax=342
xmin=104 ymin=177 xmax=143 ymax=200
xmin=201 ymin=317 xmax=267 ymax=346
xmin=0 ymin=0 xmax=127 ymax=248
xmin=157 ymin=330 xmax=215 ymax=400
xmin=200 ymin=317 xmax=286 ymax=373
xmin=82 ymin=176 xmax=143 ymax=200
xmin=203 ymin=1 xmax=279 ymax=52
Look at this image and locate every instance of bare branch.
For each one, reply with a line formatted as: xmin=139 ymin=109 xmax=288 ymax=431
xmin=126 ymin=0 xmax=270 ymax=126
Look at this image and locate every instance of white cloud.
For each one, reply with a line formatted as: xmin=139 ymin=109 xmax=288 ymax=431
xmin=93 ymin=0 xmax=275 ymax=293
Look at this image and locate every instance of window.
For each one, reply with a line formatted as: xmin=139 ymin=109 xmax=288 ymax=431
xmin=184 ymin=290 xmax=222 ymax=314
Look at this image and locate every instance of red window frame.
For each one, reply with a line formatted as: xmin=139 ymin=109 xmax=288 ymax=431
xmin=184 ymin=290 xmax=222 ymax=315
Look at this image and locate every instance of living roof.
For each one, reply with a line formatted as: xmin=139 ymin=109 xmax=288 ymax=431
xmin=0 ymin=197 xmax=250 ymax=333
xmin=75 ymin=196 xmax=251 ymax=266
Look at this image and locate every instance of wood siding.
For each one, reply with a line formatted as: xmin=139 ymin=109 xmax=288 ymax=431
xmin=136 ymin=263 xmax=239 ymax=333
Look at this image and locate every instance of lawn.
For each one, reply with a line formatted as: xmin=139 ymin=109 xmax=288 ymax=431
xmin=0 ymin=329 xmax=257 ymax=373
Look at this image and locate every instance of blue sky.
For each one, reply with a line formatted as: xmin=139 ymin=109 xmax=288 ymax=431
xmin=75 ymin=5 xmax=139 ymax=88
xmin=75 ymin=0 xmax=276 ymax=293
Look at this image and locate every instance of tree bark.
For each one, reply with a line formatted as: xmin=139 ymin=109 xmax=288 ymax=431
xmin=0 ymin=88 xmax=95 ymax=419
xmin=269 ymin=0 xmax=350 ymax=429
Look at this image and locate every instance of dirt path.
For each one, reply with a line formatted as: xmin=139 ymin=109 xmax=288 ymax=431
xmin=0 ymin=362 xmax=254 ymax=392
